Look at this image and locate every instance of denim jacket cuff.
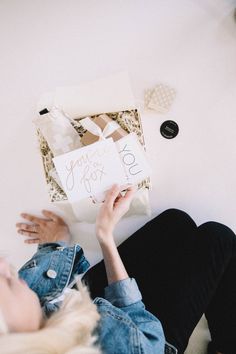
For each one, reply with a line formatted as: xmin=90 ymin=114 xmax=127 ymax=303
xmin=38 ymin=241 xmax=69 ymax=250
xmin=104 ymin=278 xmax=142 ymax=307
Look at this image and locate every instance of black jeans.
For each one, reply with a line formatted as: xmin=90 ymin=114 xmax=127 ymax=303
xmin=82 ymin=209 xmax=236 ymax=354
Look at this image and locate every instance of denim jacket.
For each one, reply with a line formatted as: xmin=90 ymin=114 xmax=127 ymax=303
xmin=19 ymin=242 xmax=177 ymax=354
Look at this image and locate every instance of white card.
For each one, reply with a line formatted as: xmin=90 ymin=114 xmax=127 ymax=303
xmin=116 ymin=133 xmax=152 ymax=185
xmin=53 ymin=138 xmax=127 ymax=202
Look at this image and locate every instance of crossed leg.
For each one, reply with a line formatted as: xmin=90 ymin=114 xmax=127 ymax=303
xmin=83 ymin=209 xmax=236 ymax=354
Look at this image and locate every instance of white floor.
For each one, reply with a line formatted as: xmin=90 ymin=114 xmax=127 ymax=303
xmin=0 ymin=0 xmax=236 ymax=352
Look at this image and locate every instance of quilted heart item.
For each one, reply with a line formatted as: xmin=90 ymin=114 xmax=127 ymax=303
xmin=146 ymin=83 xmax=176 ymax=113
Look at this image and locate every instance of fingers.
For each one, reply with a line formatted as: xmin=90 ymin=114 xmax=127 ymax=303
xmin=114 ymin=192 xmax=123 ymax=204
xmin=16 ymin=221 xmax=41 ymax=244
xmin=17 ymin=228 xmax=40 ymax=244
xmin=24 ymin=238 xmax=40 ymax=244
xmin=16 ymin=223 xmax=38 ymax=233
xmin=122 ymin=186 xmax=136 ymax=201
xmin=42 ymin=210 xmax=60 ymax=222
xmin=20 ymin=213 xmax=45 ymax=225
xmin=105 ymin=184 xmax=136 ymax=209
xmin=17 ymin=229 xmax=38 ymax=237
xmin=105 ymin=185 xmax=120 ymax=209
xmin=19 ymin=210 xmax=62 ymax=227
xmin=113 ymin=186 xmax=137 ymax=212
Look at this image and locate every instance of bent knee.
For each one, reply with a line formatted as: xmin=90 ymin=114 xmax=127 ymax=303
xmin=198 ymin=221 xmax=236 ymax=247
xmin=156 ymin=208 xmax=197 ymax=228
xmin=159 ymin=208 xmax=196 ymax=222
xmin=199 ymin=221 xmax=235 ymax=236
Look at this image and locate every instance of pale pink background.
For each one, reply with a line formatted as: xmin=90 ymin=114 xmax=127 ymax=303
xmin=0 ymin=1 xmax=235 ymax=352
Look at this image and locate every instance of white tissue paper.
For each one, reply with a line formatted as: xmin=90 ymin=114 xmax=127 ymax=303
xmin=53 ymin=71 xmax=136 ymax=118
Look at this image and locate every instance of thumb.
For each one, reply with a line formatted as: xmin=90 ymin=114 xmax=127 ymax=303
xmin=115 ymin=186 xmax=137 ymax=210
xmin=122 ymin=186 xmax=137 ymax=202
xmin=105 ymin=184 xmax=121 ymax=209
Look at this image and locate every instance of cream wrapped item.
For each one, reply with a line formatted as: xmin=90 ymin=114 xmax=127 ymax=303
xmin=34 ymin=107 xmax=82 ymax=156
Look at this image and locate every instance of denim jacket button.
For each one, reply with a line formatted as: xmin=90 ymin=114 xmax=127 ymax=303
xmin=47 ymin=269 xmax=57 ymax=279
xmin=56 ymin=246 xmax=65 ymax=251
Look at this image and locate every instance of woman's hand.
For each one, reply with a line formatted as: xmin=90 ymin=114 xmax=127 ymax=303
xmin=95 ymin=184 xmax=136 ymax=244
xmin=16 ymin=210 xmax=71 ymax=244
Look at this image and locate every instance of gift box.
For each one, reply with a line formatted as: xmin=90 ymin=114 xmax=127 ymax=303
xmin=80 ymin=114 xmax=128 ymax=146
xmin=36 ymin=108 xmax=150 ymax=203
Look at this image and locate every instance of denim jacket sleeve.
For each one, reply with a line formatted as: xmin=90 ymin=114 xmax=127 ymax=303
xmin=18 ymin=242 xmax=90 ymax=306
xmin=98 ymin=278 xmax=166 ymax=353
xmin=104 ymin=277 xmax=142 ymax=306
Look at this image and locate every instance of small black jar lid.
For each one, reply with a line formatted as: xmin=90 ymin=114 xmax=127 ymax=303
xmin=160 ymin=120 xmax=179 ymax=139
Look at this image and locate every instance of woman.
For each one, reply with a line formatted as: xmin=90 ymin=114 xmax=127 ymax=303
xmin=0 ymin=185 xmax=235 ymax=354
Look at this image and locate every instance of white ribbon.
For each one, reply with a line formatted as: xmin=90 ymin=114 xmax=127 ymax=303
xmin=80 ymin=117 xmax=120 ymax=140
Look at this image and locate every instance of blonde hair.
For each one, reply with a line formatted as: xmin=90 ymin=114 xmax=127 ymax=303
xmin=0 ymin=310 xmax=8 ymax=334
xmin=0 ymin=283 xmax=101 ymax=354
